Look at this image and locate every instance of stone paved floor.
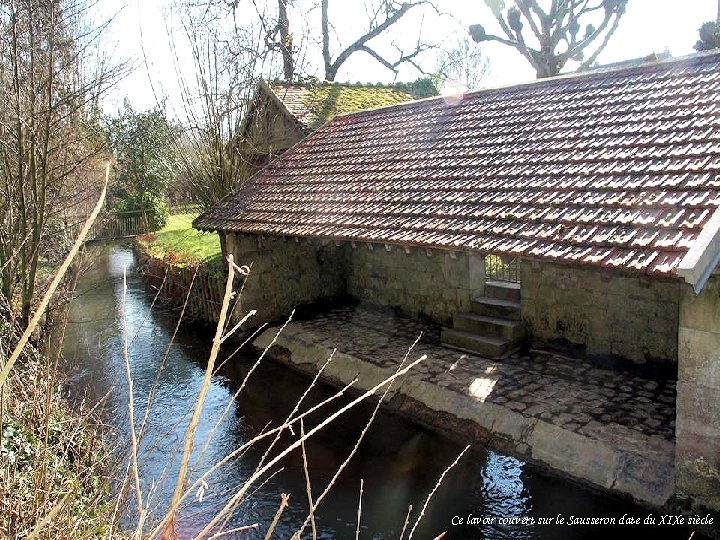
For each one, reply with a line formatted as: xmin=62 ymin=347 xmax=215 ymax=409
xmin=296 ymin=303 xmax=676 ymax=442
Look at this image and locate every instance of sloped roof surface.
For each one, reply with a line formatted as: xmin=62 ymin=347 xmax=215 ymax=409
xmin=268 ymin=83 xmax=415 ymax=130
xmin=197 ymin=53 xmax=720 ymax=277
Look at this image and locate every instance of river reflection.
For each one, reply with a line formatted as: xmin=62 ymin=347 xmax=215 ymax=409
xmin=61 ymin=242 xmax=692 ymax=539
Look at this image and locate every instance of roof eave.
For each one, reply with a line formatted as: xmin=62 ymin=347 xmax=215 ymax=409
xmin=676 ymin=206 xmax=720 ymax=294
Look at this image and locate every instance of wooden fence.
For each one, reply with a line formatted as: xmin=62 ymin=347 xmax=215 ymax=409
xmin=135 ymin=247 xmax=226 ymax=324
xmin=68 ymin=209 xmax=158 ymax=243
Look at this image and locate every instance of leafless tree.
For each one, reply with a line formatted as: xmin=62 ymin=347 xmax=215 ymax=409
xmin=470 ymin=0 xmax=628 ymax=78
xmin=436 ymin=36 xmax=489 ymax=92
xmin=321 ymin=0 xmax=439 ymax=81
xmin=167 ymin=1 xmax=272 ymax=209
xmin=197 ymin=0 xmax=442 ymax=82
xmin=0 ymin=0 xmax=122 ymax=326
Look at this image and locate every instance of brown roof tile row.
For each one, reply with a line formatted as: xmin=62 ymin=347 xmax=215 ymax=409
xmin=197 ymin=53 xmax=720 ymax=277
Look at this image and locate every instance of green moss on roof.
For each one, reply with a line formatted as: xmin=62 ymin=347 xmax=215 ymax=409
xmin=303 ymin=86 xmax=413 ymax=128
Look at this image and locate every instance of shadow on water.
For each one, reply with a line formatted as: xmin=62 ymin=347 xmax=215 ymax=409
xmin=61 ymin=242 xmax=698 ymax=539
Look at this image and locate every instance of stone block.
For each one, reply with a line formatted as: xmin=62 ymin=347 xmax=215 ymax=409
xmin=678 ymin=327 xmax=720 ymax=388
xmin=676 ymin=428 xmax=720 ymax=472
xmin=614 ymin=453 xmax=674 ymax=506
xmin=680 ymin=279 xmax=720 ymax=333
xmin=528 ymin=420 xmax=621 ymax=490
xmin=469 ymin=253 xmax=485 ymax=290
xmin=441 ymin=254 xmax=469 ymax=288
xmin=677 ymin=381 xmax=720 ymax=433
xmin=676 ymin=455 xmax=720 ymax=501
xmin=233 ymin=233 xmax=259 ymax=253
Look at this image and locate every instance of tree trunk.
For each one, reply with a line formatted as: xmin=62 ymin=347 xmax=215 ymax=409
xmin=321 ymin=0 xmax=332 ymax=80
xmin=278 ymin=0 xmax=293 ymax=81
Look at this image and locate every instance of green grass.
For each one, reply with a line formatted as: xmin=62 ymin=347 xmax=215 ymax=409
xmin=143 ymin=213 xmax=221 ymax=266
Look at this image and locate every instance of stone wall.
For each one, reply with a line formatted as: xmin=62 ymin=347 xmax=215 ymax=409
xmin=521 ymin=259 xmax=680 ymax=365
xmin=224 ymin=233 xmax=347 ymax=325
xmin=676 ymin=276 xmax=720 ymax=510
xmin=345 ymin=246 xmax=485 ymax=325
xmin=222 ymin=235 xmax=486 ymax=326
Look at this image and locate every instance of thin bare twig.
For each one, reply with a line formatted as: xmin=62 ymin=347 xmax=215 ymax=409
xmin=300 ymin=419 xmax=317 ymax=540
xmin=0 ymin=163 xmax=109 ymax=389
xmin=208 ymin=523 xmax=260 ymax=539
xmin=24 ymin=488 xmax=73 ymax=540
xmin=256 ymin=349 xmax=336 ymax=474
xmin=407 ymin=445 xmax=471 ymax=539
xmin=355 ymin=478 xmax=364 ymax=540
xmin=164 ymin=376 xmax=359 ymax=525
xmin=124 ymin=268 xmax=146 ymax=539
xmin=194 ymin=354 xmax=427 ymax=539
xmin=399 ymin=504 xmax=413 ymax=540
xmin=293 ymin=335 xmax=423 ymax=539
xmin=161 ymin=254 xmax=237 ymax=539
xmin=264 ymin=493 xmax=289 ymax=540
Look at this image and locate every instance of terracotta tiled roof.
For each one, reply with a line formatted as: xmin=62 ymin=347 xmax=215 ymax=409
xmin=197 ymin=53 xmax=720 ymax=279
xmin=267 ymin=82 xmax=415 ymax=130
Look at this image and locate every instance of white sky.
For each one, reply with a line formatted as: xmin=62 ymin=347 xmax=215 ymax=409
xmin=95 ymin=0 xmax=719 ymax=114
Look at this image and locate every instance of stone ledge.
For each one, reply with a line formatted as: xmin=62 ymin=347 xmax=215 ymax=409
xmin=253 ymin=325 xmax=675 ymax=508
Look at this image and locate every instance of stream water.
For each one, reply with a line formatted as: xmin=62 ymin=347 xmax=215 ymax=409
xmin=61 ymin=242 xmax=695 ymax=539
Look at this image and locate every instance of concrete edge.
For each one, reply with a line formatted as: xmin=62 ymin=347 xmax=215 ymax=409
xmin=253 ymin=325 xmax=675 ymax=508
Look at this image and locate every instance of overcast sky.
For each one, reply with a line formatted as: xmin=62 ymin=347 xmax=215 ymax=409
xmin=95 ymin=0 xmax=719 ymax=114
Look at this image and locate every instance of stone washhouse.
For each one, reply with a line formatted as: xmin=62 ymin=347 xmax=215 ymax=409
xmin=235 ymin=79 xmax=416 ymax=177
xmin=196 ymin=52 xmax=720 ymax=514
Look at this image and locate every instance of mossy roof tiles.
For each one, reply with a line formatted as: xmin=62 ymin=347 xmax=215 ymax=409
xmin=268 ymin=83 xmax=415 ymax=130
xmin=197 ymin=52 xmax=720 ymax=279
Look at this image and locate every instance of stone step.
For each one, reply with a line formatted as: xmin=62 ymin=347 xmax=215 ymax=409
xmin=485 ymin=280 xmax=521 ymax=302
xmin=453 ymin=312 xmax=526 ymax=341
xmin=471 ymin=296 xmax=521 ymax=320
xmin=441 ymin=328 xmax=511 ymax=358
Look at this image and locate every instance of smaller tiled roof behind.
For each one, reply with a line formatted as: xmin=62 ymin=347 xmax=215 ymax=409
xmin=268 ymin=82 xmax=415 ymax=130
xmin=197 ymin=53 xmax=720 ymax=278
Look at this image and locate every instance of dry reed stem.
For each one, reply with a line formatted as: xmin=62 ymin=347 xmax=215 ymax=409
xmin=168 ymin=376 xmax=359 ymax=521
xmin=399 ymin=504 xmax=413 ymax=540
xmin=207 ymin=523 xmax=260 ymax=539
xmin=213 ymin=322 xmax=267 ymax=374
xmin=0 ymin=163 xmax=109 ymax=390
xmin=161 ymin=254 xmax=236 ymax=539
xmin=138 ymin=268 xmax=181 ymax=444
xmin=300 ymin=419 xmax=317 ymax=540
xmin=123 ymin=268 xmax=147 ymax=540
xmin=407 ymin=444 xmax=470 ymax=539
xmin=24 ymin=487 xmax=72 ymax=540
xmin=355 ymin=478 xmax=364 ymax=540
xmin=193 ymin=307 xmax=286 ymax=461
xmin=219 ymin=308 xmax=256 ymax=344
xmin=194 ymin=354 xmax=427 ymax=539
xmin=293 ymin=336 xmax=422 ymax=539
xmin=36 ymin=245 xmax=85 ymax=515
xmin=193 ymin=309 xmax=278 ymax=477
xmin=256 ymin=349 xmax=336 ymax=475
xmin=263 ymin=493 xmax=289 ymax=540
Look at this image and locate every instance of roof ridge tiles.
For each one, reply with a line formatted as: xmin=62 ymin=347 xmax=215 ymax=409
xmin=325 ymin=50 xmax=720 ymax=121
xmin=197 ymin=51 xmax=720 ymax=288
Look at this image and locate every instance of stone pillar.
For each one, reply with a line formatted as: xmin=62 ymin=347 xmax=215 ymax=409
xmin=468 ymin=253 xmax=485 ymax=292
xmin=676 ymin=276 xmax=720 ymax=510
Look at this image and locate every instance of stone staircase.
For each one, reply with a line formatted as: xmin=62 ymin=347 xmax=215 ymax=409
xmin=441 ymin=280 xmax=525 ymax=358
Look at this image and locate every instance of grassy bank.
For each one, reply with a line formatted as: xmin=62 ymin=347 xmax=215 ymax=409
xmin=0 ymin=311 xmax=115 ymax=538
xmin=139 ymin=213 xmax=221 ymax=267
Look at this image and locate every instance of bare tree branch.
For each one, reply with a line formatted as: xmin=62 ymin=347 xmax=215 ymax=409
xmin=470 ymin=0 xmax=627 ymax=78
xmin=322 ymin=0 xmax=435 ymax=81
